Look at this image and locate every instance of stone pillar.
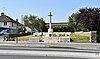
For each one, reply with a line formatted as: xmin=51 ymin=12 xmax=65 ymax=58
xmin=90 ymin=31 xmax=97 ymax=43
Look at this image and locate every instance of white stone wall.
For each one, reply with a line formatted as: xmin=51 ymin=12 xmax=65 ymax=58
xmin=53 ymin=32 xmax=71 ymax=36
xmin=33 ymin=32 xmax=71 ymax=37
xmin=33 ymin=31 xmax=97 ymax=43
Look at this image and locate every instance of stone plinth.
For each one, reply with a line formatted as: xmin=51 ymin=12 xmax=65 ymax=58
xmin=48 ymin=28 xmax=53 ymax=34
xmin=46 ymin=28 xmax=53 ymax=37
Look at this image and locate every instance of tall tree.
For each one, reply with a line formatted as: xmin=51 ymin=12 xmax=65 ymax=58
xmin=68 ymin=13 xmax=88 ymax=32
xmin=23 ymin=15 xmax=46 ymax=33
xmin=67 ymin=13 xmax=77 ymax=32
xmin=37 ymin=18 xmax=46 ymax=32
xmin=75 ymin=8 xmax=100 ymax=42
xmin=75 ymin=8 xmax=100 ymax=31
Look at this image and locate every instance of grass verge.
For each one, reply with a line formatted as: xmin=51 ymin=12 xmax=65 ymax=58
xmin=70 ymin=34 xmax=90 ymax=43
xmin=18 ymin=35 xmax=33 ymax=41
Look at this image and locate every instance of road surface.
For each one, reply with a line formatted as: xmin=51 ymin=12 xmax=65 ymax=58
xmin=0 ymin=45 xmax=99 ymax=59
xmin=0 ymin=45 xmax=100 ymax=53
xmin=0 ymin=55 xmax=98 ymax=59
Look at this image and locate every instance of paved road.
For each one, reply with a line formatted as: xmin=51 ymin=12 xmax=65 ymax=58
xmin=0 ymin=45 xmax=100 ymax=53
xmin=0 ymin=55 xmax=98 ymax=59
xmin=0 ymin=45 xmax=99 ymax=59
xmin=1 ymin=42 xmax=100 ymax=50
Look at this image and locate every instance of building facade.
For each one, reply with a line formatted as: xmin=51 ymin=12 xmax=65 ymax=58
xmin=0 ymin=12 xmax=22 ymax=34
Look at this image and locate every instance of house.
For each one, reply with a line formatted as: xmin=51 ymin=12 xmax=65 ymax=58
xmin=0 ymin=12 xmax=22 ymax=35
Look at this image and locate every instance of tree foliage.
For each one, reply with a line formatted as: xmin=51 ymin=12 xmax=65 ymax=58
xmin=67 ymin=13 xmax=77 ymax=32
xmin=75 ymin=8 xmax=100 ymax=31
xmin=23 ymin=15 xmax=46 ymax=32
xmin=68 ymin=13 xmax=88 ymax=32
xmin=71 ymin=8 xmax=100 ymax=42
xmin=68 ymin=8 xmax=100 ymax=32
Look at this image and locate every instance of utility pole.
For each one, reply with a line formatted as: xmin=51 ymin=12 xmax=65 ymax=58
xmin=16 ymin=19 xmax=18 ymax=44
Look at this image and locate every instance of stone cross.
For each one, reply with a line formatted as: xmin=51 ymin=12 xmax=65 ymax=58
xmin=48 ymin=12 xmax=53 ymax=29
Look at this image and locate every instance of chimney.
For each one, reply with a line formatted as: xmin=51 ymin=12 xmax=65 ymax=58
xmin=16 ymin=19 xmax=19 ymax=26
xmin=1 ymin=12 xmax=4 ymax=16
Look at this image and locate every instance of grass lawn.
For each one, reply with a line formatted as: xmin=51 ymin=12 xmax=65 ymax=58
xmin=70 ymin=34 xmax=90 ymax=43
xmin=18 ymin=35 xmax=33 ymax=41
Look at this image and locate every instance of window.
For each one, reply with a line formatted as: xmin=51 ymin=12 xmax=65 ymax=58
xmin=4 ymin=22 xmax=7 ymax=25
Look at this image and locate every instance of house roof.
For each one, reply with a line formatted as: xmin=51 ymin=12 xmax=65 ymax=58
xmin=0 ymin=12 xmax=16 ymax=23
xmin=0 ymin=12 xmax=24 ymax=26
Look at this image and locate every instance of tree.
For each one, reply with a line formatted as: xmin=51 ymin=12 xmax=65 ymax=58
xmin=23 ymin=15 xmax=46 ymax=33
xmin=37 ymin=18 xmax=46 ymax=32
xmin=75 ymin=8 xmax=100 ymax=42
xmin=67 ymin=13 xmax=77 ymax=32
xmin=75 ymin=8 xmax=100 ymax=31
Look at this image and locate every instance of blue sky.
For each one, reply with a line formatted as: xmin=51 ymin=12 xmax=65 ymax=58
xmin=0 ymin=0 xmax=100 ymax=23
